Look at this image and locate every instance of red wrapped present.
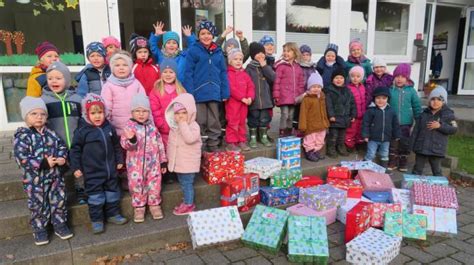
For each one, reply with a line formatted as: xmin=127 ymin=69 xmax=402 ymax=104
xmin=202 ymin=151 xmax=244 ymax=184
xmin=412 ymin=182 xmax=458 ymax=209
xmin=356 ymin=170 xmax=394 ymax=191
xmin=369 ymin=203 xmax=402 ymax=228
xmin=327 ymin=178 xmax=363 ymax=199
xmin=220 ymin=173 xmax=260 ymax=212
xmin=327 ymin=166 xmax=351 ymax=179
xmin=345 ymin=201 xmax=372 ymax=243
xmin=294 ymin=175 xmax=324 ymax=188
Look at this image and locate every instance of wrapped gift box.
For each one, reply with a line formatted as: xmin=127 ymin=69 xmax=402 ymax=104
xmin=327 ymin=166 xmax=351 ymax=179
xmin=245 ymin=157 xmax=282 ymax=180
xmin=384 ymin=211 xmax=427 ymax=240
xmin=412 ymin=205 xmax=457 ymax=237
xmin=270 ymin=168 xmax=302 ymax=188
xmin=294 ymin=175 xmax=324 ymax=188
xmin=412 ymin=182 xmax=458 ymax=209
xmin=345 ymin=201 xmax=372 ymax=243
xmin=340 ymin=160 xmax=386 ymax=173
xmin=363 ymin=191 xmax=392 ymax=203
xmin=287 ymin=203 xmax=337 ymax=225
xmin=202 ymin=151 xmax=244 ymax=184
xmin=242 ymin=205 xmax=289 ymax=254
xmin=357 ymin=170 xmax=394 ymax=191
xmin=390 ymin=188 xmax=412 ymax=212
xmin=287 ymin=216 xmax=329 ymax=264
xmin=299 ymin=184 xmax=346 ymax=211
xmin=346 ymin=228 xmax=402 ymax=265
xmin=281 ymin=157 xmax=301 ymax=170
xmin=337 ymin=198 xmax=361 ymax=225
xmin=259 ymin=186 xmax=299 ymax=207
xmin=277 ymin=137 xmax=301 ymax=170
xmin=401 ymin=174 xmax=449 ymax=189
xmin=369 ymin=203 xmax=402 ymax=228
xmin=188 ymin=206 xmax=244 ymax=249
xmin=221 ymin=173 xmax=260 ymax=212
xmin=327 ymin=178 xmax=363 ymax=199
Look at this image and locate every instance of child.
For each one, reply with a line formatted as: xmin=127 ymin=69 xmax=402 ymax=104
xmin=259 ymin=35 xmax=276 ymax=68
xmin=295 ymin=44 xmax=317 ymax=134
xmin=246 ymin=42 xmax=275 ymax=148
xmin=216 ymin=26 xmax=250 ymax=62
xmin=14 ymin=96 xmax=73 ymax=245
xmin=299 ymin=72 xmax=329 ymax=162
xmin=345 ymin=66 xmax=366 ymax=153
xmin=76 ymin=42 xmax=111 ymax=97
xmin=101 ymin=51 xmax=146 ymax=136
xmin=225 ymin=49 xmax=255 ymax=152
xmin=149 ymin=21 xmax=195 ymax=82
xmin=129 ymin=33 xmax=160 ymax=95
xmin=121 ymin=93 xmax=167 ymax=222
xmin=183 ymin=20 xmax=230 ymax=152
xmin=411 ymin=86 xmax=457 ymax=176
xmin=27 ymin=42 xmax=60 ymax=97
xmin=102 ymin=36 xmax=121 ymax=63
xmin=165 ymin=93 xmax=202 ymax=215
xmin=70 ymin=93 xmax=127 ymax=234
xmin=362 ymin=87 xmax=400 ymax=168
xmin=316 ymin=43 xmax=346 ymax=88
xmin=325 ymin=67 xmax=357 ymax=158
xmin=365 ymin=57 xmax=393 ymax=108
xmin=345 ymin=39 xmax=372 ymax=80
xmin=273 ymin=42 xmax=305 ymax=137
xmin=388 ymin=63 xmax=422 ymax=172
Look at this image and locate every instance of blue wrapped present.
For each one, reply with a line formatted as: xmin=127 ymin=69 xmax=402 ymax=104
xmin=260 ymin=186 xmax=299 ymax=206
xmin=277 ymin=137 xmax=301 ymax=170
xmin=363 ymin=191 xmax=392 ymax=203
xmin=401 ymin=174 xmax=449 ymax=189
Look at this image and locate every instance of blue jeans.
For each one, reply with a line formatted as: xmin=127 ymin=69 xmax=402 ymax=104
xmin=177 ymin=173 xmax=196 ymax=205
xmin=365 ymin=141 xmax=390 ymax=161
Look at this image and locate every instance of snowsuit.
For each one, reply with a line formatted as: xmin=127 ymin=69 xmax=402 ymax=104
xmin=365 ymin=73 xmax=393 ymax=108
xmin=26 ymin=65 xmax=47 ymax=97
xmin=345 ymin=82 xmax=367 ymax=149
xmin=245 ymin=60 xmax=275 ymax=128
xmin=120 ymin=119 xmax=167 ymax=208
xmin=298 ymin=93 xmax=329 ymax=152
xmin=75 ymin=64 xmax=112 ymax=97
xmin=132 ymin=58 xmax=160 ymax=96
xmin=14 ymin=127 xmax=68 ymax=232
xmin=149 ymin=85 xmax=179 ymax=147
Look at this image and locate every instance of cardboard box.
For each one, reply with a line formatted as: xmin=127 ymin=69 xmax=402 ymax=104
xmin=412 ymin=182 xmax=458 ymax=209
xmin=270 ymin=168 xmax=302 ymax=188
xmin=202 ymin=151 xmax=244 ymax=184
xmin=357 ymin=170 xmax=394 ymax=191
xmin=340 ymin=160 xmax=386 ymax=173
xmin=277 ymin=137 xmax=301 ymax=170
xmin=412 ymin=205 xmax=457 ymax=237
xmin=220 ymin=173 xmax=260 ymax=212
xmin=259 ymin=186 xmax=299 ymax=207
xmin=327 ymin=178 xmax=364 ymax=199
xmin=287 ymin=216 xmax=329 ymax=264
xmin=401 ymin=174 xmax=449 ymax=189
xmin=244 ymin=157 xmax=282 ymax=180
xmin=299 ymin=184 xmax=346 ymax=211
xmin=345 ymin=201 xmax=372 ymax=243
xmin=287 ymin=203 xmax=337 ymax=225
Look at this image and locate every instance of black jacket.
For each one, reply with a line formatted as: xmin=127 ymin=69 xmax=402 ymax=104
xmin=70 ymin=119 xmax=123 ymax=180
xmin=324 ymin=84 xmax=357 ymax=128
xmin=362 ymin=104 xmax=400 ymax=142
xmin=411 ymin=105 xmax=457 ymax=157
xmin=246 ymin=60 xmax=275 ymax=110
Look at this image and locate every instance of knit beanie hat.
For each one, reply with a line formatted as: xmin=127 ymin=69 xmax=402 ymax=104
xmin=224 ymin=38 xmax=240 ymax=51
xmin=331 ymin=67 xmax=346 ymax=81
xmin=162 ymin=31 xmax=180 ymax=48
xmin=228 ymin=48 xmax=243 ymax=63
xmin=429 ymin=85 xmax=448 ymax=104
xmin=259 ymin=35 xmax=275 ymax=46
xmin=307 ymin=72 xmax=324 ymax=90
xmin=173 ymin=102 xmax=186 ymax=113
xmin=81 ymin=93 xmax=105 ymax=125
xmin=131 ymin=93 xmax=151 ymax=112
xmin=372 ymin=87 xmax=391 ymax=100
xmin=35 ymin=41 xmax=59 ymax=59
xmin=159 ymin=58 xmax=178 ymax=74
xmin=349 ymin=65 xmax=365 ymax=78
xmin=197 ymin=20 xmax=218 ymax=36
xmin=20 ymin=96 xmax=48 ymax=120
xmin=46 ymin=61 xmax=71 ymax=89
xmin=300 ymin=44 xmax=312 ymax=55
xmin=109 ymin=51 xmax=133 ymax=72
xmin=249 ymin=42 xmax=265 ymax=60
xmin=129 ymin=33 xmax=150 ymax=60
xmin=349 ymin=38 xmax=363 ymax=51
xmin=102 ymin=36 xmax=121 ymax=49
xmin=393 ymin=63 xmax=411 ymax=79
xmin=86 ymin=42 xmax=107 ymax=58
xmin=372 ymin=57 xmax=387 ymax=68
xmin=324 ymin=43 xmax=339 ymax=56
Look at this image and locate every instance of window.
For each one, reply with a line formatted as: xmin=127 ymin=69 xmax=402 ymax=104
xmin=351 ymin=0 xmax=369 ymax=51
xmin=285 ymin=0 xmax=330 ymax=53
xmin=253 ymin=0 xmax=276 ymax=47
xmin=181 ymin=0 xmax=225 ymax=47
xmin=374 ymin=1 xmax=410 ymax=55
xmin=0 ymin=1 xmax=83 ymax=66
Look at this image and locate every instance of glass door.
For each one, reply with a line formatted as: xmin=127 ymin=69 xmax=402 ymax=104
xmin=459 ymin=8 xmax=474 ymax=95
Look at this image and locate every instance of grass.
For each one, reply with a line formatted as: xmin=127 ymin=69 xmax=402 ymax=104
xmin=447 ymin=135 xmax=474 ymax=174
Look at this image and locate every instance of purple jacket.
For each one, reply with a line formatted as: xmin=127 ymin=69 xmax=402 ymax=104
xmin=365 ymin=73 xmax=393 ymax=107
xmin=273 ymin=60 xmax=305 ymax=106
xmin=299 ymin=61 xmax=317 ymax=90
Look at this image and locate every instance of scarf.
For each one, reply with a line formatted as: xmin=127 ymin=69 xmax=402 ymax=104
xmin=326 ymin=61 xmax=336 ymax=67
xmin=164 ymin=83 xmax=176 ymax=94
xmin=347 ymin=55 xmax=367 ymax=64
xmin=107 ymin=73 xmax=136 ymax=87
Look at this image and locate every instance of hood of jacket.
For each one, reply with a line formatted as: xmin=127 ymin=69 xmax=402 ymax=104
xmin=165 ymin=93 xmax=197 ymax=129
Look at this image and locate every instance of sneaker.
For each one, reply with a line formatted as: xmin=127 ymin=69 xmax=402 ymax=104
xmin=33 ymin=230 xmax=49 ymax=246
xmin=92 ymin=222 xmax=104 ymax=234
xmin=107 ymin=215 xmax=128 ymax=225
xmin=54 ymin=223 xmax=74 ymax=240
xmin=149 ymin=205 xmax=164 ymax=220
xmin=238 ymin=142 xmax=251 ymax=152
xmin=134 ymin=207 xmax=146 ymax=223
xmin=305 ymin=151 xmax=318 ymax=162
xmin=174 ymin=202 xmax=185 ymax=211
xmin=225 ymin=143 xmax=241 ymax=152
xmin=173 ymin=203 xmax=195 ymax=216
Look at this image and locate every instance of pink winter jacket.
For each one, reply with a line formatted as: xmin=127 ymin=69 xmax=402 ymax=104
xmin=347 ymin=82 xmax=367 ymax=120
xmin=272 ymin=59 xmax=305 ymax=106
xmin=101 ymin=79 xmax=146 ymax=136
xmin=165 ymin=93 xmax=202 ymax=173
xmin=149 ymin=86 xmax=179 ymax=147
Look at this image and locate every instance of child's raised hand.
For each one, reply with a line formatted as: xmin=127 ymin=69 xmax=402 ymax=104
xmin=222 ymin=26 xmax=233 ymax=37
xmin=236 ymin=30 xmax=244 ymax=40
xmin=329 ymin=117 xmax=336 ymax=122
xmin=123 ymin=128 xmax=135 ymax=140
xmin=74 ymin=170 xmax=83 ymax=178
xmin=117 ymin=164 xmax=123 ymax=170
xmin=182 ymin=25 xmax=193 ymax=36
xmin=55 ymin=157 xmax=66 ymax=166
xmin=153 ymin=21 xmax=165 ymax=35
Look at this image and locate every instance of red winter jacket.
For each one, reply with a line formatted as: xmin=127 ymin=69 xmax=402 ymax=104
xmin=227 ymin=66 xmax=255 ymax=102
xmin=133 ymin=58 xmax=160 ymax=96
xmin=272 ymin=59 xmax=305 ymax=106
xmin=347 ymin=82 xmax=367 ymax=120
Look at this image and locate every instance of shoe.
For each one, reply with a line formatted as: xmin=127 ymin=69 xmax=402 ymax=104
xmin=337 ymin=144 xmax=349 ymax=156
xmin=387 ymin=153 xmax=399 ymax=171
xmin=326 ymin=141 xmax=338 ymax=158
xmin=258 ymin=127 xmax=272 ymax=147
xmin=285 ymin=128 xmax=293 ymax=137
xmin=149 ymin=205 xmax=164 ymax=220
xmin=238 ymin=142 xmax=251 ymax=152
xmin=398 ymin=155 xmax=408 ymax=172
xmin=54 ymin=223 xmax=74 ymax=240
xmin=91 ymin=222 xmax=104 ymax=234
xmin=249 ymin=128 xmax=258 ymax=148
xmin=107 ymin=215 xmax=128 ymax=225
xmin=305 ymin=151 xmax=319 ymax=162
xmin=379 ymin=160 xmax=389 ymax=169
xmin=225 ymin=143 xmax=241 ymax=152
xmin=315 ymin=151 xmax=325 ymax=161
xmin=76 ymin=187 xmax=87 ymax=205
xmin=174 ymin=202 xmax=185 ymax=211
xmin=33 ymin=230 xmax=49 ymax=246
xmin=134 ymin=207 xmax=146 ymax=223
xmin=173 ymin=203 xmax=196 ymax=216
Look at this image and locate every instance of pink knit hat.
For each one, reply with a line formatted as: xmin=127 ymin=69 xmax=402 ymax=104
xmin=393 ymin=63 xmax=411 ymax=79
xmin=173 ymin=102 xmax=186 ymax=113
xmin=102 ymin=36 xmax=121 ymax=49
xmin=349 ymin=65 xmax=365 ymax=78
xmin=349 ymin=39 xmax=363 ymax=51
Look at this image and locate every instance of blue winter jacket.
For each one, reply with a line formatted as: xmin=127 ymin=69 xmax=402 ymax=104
xmin=362 ymin=104 xmax=401 ymax=142
xmin=316 ymin=55 xmax=346 ymax=88
xmin=75 ymin=64 xmax=111 ymax=98
xmin=183 ymin=42 xmax=230 ymax=103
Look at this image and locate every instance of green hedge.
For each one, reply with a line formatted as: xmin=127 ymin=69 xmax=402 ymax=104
xmin=0 ymin=53 xmax=85 ymax=66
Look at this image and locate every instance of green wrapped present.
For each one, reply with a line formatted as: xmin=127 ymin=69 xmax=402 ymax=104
xmin=242 ymin=205 xmax=289 ymax=254
xmin=270 ymin=169 xmax=302 ymax=188
xmin=384 ymin=211 xmax=427 ymax=240
xmin=288 ymin=216 xmax=329 ymax=264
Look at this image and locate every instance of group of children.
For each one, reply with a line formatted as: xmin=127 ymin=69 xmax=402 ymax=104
xmin=15 ymin=20 xmax=457 ymax=246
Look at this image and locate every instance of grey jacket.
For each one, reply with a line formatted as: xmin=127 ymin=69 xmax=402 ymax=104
xmin=245 ymin=60 xmax=275 ymax=110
